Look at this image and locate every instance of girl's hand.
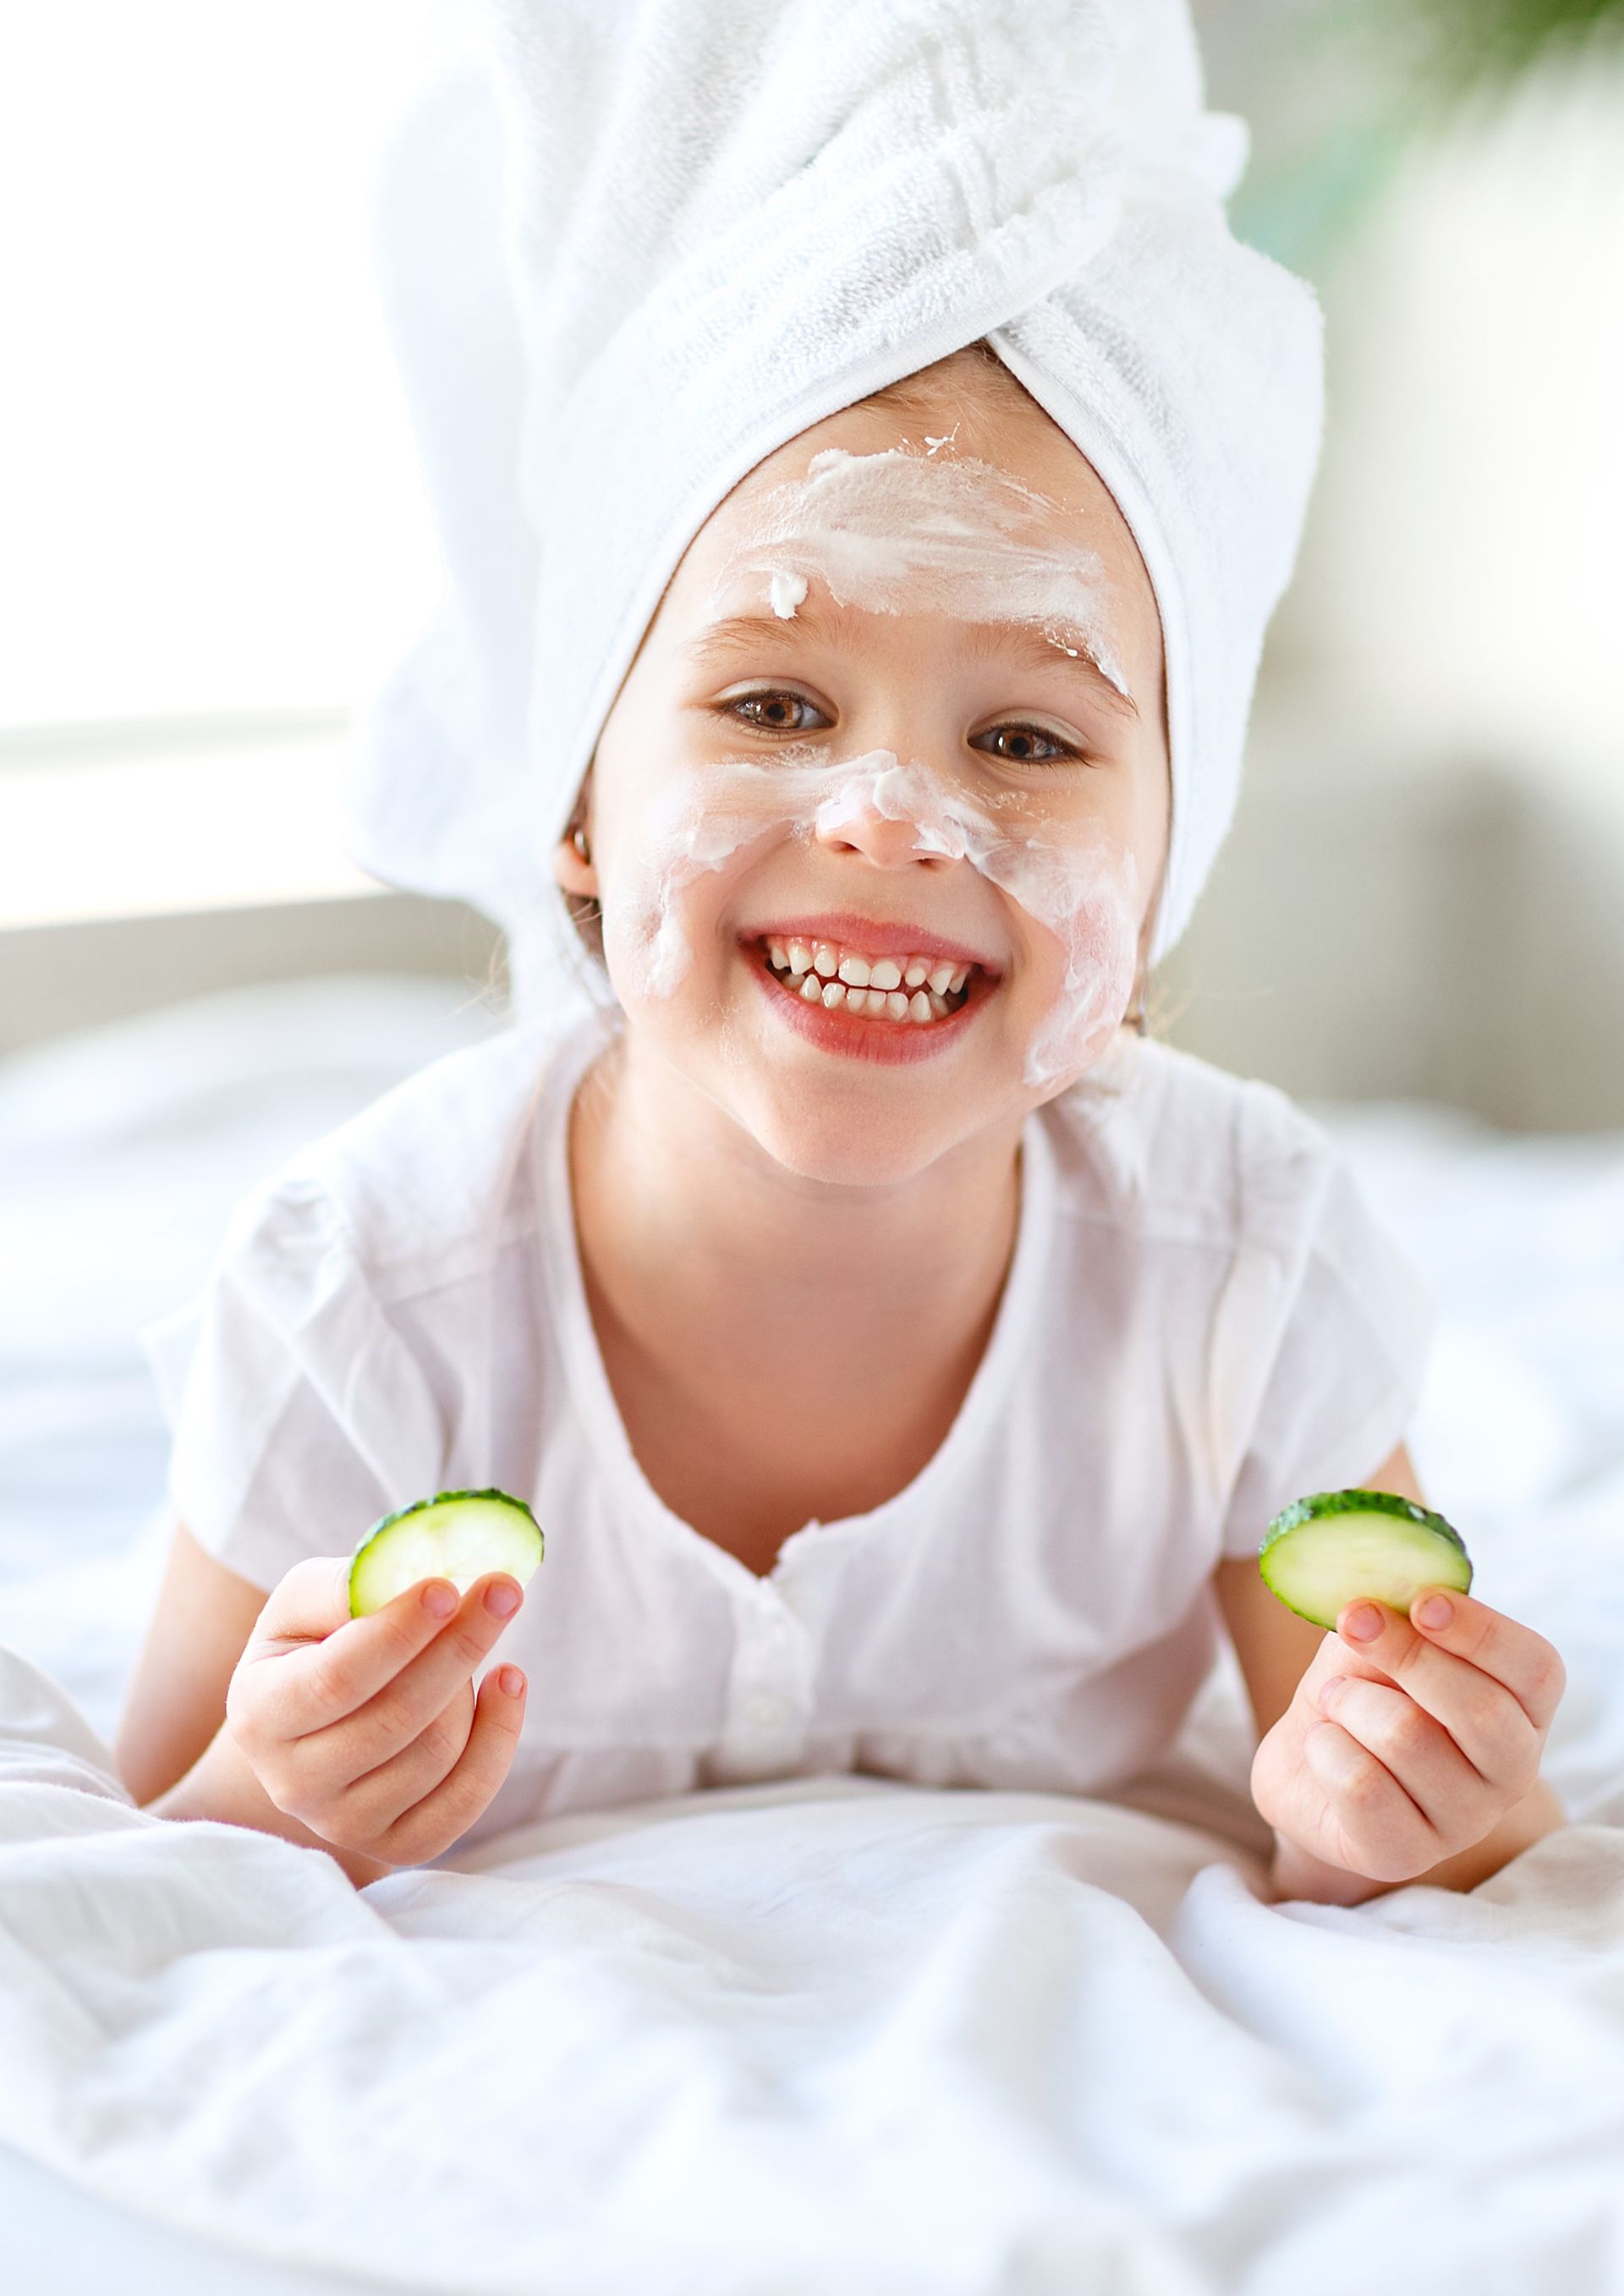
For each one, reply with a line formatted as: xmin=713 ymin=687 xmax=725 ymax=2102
xmin=222 ymin=1557 xmax=529 ymax=1870
xmin=1251 ymin=1586 xmax=1566 ymax=1889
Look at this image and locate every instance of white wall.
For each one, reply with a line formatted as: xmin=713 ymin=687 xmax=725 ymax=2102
xmin=1272 ymin=51 xmax=1624 ymax=825
xmin=1153 ymin=47 xmax=1624 ymax=1129
xmin=0 ymin=1 xmax=454 ymax=729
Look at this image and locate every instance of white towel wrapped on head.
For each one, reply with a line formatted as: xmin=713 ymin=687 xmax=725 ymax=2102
xmin=348 ymin=0 xmax=1324 ymax=1017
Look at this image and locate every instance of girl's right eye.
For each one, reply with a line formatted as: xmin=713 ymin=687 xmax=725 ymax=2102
xmin=720 ymin=689 xmax=829 ymax=734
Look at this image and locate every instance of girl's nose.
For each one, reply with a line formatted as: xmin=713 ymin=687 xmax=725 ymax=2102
xmin=812 ymin=795 xmax=950 ymax=871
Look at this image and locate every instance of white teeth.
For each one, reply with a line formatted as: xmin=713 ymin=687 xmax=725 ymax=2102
xmin=765 ymin=936 xmax=978 ymax=1024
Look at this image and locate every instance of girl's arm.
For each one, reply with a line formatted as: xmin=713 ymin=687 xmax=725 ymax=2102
xmin=114 ymin=1519 xmax=271 ymax=1808
xmin=1215 ymin=1441 xmax=1568 ymax=1905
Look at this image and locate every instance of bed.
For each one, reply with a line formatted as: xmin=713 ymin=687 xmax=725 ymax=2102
xmin=4 ymin=975 xmax=1623 ymax=2293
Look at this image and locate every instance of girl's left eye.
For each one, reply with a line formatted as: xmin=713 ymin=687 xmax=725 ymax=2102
xmin=978 ymin=721 xmax=1079 ymax=766
xmin=721 ymin=690 xmax=828 ymax=734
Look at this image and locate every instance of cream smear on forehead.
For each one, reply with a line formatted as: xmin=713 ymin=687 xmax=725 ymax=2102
xmin=608 ymin=746 xmax=1138 ymax=1090
xmin=721 ymin=444 xmax=1131 ymax=700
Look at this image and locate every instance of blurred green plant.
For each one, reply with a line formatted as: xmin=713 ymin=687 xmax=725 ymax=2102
xmin=1393 ymin=0 xmax=1624 ymax=91
xmin=1226 ymin=0 xmax=1624 ymax=274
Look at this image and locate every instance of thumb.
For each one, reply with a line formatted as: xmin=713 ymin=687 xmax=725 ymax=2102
xmin=250 ymin=1554 xmax=359 ymax=1652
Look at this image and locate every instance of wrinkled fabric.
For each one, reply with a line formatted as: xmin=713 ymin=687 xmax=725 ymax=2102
xmin=3 ymin=1646 xmax=1623 ymax=2294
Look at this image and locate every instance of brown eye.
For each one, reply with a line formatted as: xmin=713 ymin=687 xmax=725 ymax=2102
xmin=974 ymin=722 xmax=1078 ymax=765
xmin=727 ymin=690 xmax=827 ymax=733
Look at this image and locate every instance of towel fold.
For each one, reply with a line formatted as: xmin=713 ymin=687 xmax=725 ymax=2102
xmin=347 ymin=0 xmax=1324 ymax=1019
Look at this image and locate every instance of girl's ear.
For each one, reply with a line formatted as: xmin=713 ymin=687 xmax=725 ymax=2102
xmin=553 ymin=831 xmax=596 ymax=898
xmin=553 ymin=784 xmax=597 ymax=896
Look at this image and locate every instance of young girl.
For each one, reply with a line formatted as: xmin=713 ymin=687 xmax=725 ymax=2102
xmin=114 ymin=6 xmax=1566 ymax=1905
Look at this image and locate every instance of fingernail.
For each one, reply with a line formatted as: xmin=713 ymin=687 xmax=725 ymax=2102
xmin=498 ymin=1667 xmax=524 ymax=1698
xmin=484 ymin=1580 xmax=520 ymax=1618
xmin=1343 ymin=1603 xmax=1383 ymax=1642
xmin=422 ymin=1582 xmax=458 ymax=1619
xmin=1319 ymin=1675 xmax=1346 ymax=1709
xmin=1416 ymin=1593 xmax=1454 ymax=1629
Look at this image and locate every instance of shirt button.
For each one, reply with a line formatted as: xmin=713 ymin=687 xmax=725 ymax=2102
xmin=747 ymin=1693 xmax=788 ymax=1729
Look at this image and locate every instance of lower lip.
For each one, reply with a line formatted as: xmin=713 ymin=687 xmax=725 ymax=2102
xmin=744 ymin=946 xmax=988 ymax=1065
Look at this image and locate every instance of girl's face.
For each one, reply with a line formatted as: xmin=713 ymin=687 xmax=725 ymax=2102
xmin=556 ymin=384 xmax=1171 ymax=1186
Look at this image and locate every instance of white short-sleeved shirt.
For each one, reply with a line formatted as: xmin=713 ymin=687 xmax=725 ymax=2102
xmin=140 ymin=1014 xmax=1436 ymax=1855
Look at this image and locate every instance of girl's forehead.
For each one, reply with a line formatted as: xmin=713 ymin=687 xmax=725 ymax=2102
xmin=699 ymin=406 xmax=1128 ymax=573
xmin=658 ymin=400 xmax=1165 ymax=700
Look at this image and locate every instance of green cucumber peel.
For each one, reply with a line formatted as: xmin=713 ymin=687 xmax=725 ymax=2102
xmin=1259 ymin=1487 xmax=1473 ymax=1631
xmin=348 ymin=1486 xmax=545 ymax=1619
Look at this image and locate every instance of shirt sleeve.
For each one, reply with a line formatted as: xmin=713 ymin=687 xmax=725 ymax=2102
xmin=138 ymin=1173 xmax=449 ymax=1592
xmin=1215 ymin=1127 xmax=1439 ymax=1563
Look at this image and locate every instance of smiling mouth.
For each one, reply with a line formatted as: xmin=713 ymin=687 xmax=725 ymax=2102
xmin=754 ymin=933 xmax=979 ymax=1024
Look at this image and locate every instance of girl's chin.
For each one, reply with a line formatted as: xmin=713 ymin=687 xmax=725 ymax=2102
xmin=727 ymin=1105 xmax=980 ymax=1189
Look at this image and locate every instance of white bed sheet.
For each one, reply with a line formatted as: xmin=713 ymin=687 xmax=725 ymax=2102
xmin=3 ymin=977 xmax=1624 ymax=2293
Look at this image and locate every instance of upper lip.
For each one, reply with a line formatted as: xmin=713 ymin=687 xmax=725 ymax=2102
xmin=745 ymin=913 xmax=999 ymax=975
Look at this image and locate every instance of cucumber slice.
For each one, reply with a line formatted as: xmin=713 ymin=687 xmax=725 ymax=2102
xmin=348 ymin=1487 xmax=545 ymax=1619
xmin=1259 ymin=1489 xmax=1472 ymax=1631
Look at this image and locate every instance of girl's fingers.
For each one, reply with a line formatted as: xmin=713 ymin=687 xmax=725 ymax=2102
xmin=1302 ymin=1717 xmax=1437 ymax=1884
xmin=269 ymin=1571 xmax=523 ymax=1742
xmin=1315 ymin=1675 xmax=1499 ymax=1839
xmin=1332 ymin=1592 xmax=1559 ymax=1788
xmin=335 ymin=1680 xmax=477 ymax=1832
xmin=366 ymin=1666 xmax=527 ymax=1866
xmin=1402 ymin=1590 xmax=1567 ymax=1733
xmin=300 ymin=1575 xmax=525 ymax=1777
xmin=252 ymin=1558 xmax=459 ymax=1730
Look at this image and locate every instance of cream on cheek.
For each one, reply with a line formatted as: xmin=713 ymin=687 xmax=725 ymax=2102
xmin=601 ymin=744 xmax=1138 ymax=1090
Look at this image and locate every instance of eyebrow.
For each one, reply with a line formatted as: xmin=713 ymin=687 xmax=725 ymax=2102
xmin=680 ymin=608 xmax=1138 ymax=720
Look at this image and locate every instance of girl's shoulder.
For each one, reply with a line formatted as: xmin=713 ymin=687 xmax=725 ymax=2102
xmin=223 ymin=1014 xmax=594 ymax=1304
xmin=1037 ymin=1033 xmax=1352 ymax=1260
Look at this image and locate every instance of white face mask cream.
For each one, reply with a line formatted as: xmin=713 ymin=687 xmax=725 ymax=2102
xmin=607 ymin=745 xmax=1138 ymax=1090
xmin=716 ymin=443 xmax=1132 ymax=700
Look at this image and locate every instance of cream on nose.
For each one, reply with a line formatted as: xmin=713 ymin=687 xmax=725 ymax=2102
xmin=815 ymin=802 xmax=945 ymax=868
xmin=810 ymin=757 xmax=968 ymax=868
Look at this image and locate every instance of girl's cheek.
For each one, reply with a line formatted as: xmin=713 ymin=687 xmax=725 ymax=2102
xmin=601 ymin=859 xmax=715 ymax=1011
xmin=996 ymin=840 xmax=1140 ymax=1090
xmin=597 ymin=789 xmax=751 ymax=1003
xmin=600 ymin=812 xmax=783 ymax=1010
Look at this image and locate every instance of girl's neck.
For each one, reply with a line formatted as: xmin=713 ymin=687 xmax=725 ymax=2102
xmin=562 ymin=1026 xmax=1032 ymax=1563
xmin=568 ymin=1030 xmax=1024 ymax=1349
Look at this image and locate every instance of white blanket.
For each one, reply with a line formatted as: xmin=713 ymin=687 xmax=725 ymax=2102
xmin=4 ymin=1647 xmax=1624 ymax=2295
xmin=7 ymin=977 xmax=1624 ymax=2289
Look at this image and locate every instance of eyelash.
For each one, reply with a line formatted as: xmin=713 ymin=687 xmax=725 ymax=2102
xmin=716 ymin=689 xmax=1086 ymax=766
